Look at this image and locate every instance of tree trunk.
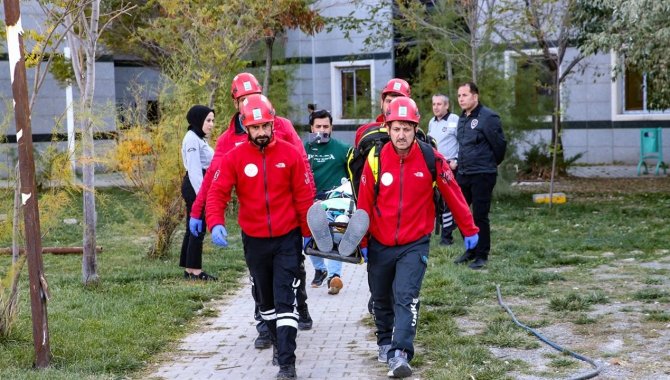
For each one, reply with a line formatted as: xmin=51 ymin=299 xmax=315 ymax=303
xmin=70 ymin=0 xmax=101 ymax=285
xmin=262 ymin=36 xmax=275 ymax=96
xmin=549 ymin=69 xmax=561 ymax=207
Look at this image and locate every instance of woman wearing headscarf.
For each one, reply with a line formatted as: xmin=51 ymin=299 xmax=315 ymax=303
xmin=180 ymin=105 xmax=216 ymax=280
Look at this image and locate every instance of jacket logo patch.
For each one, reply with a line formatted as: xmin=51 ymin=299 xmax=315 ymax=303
xmin=187 ymin=147 xmax=196 ymax=152
xmin=442 ymin=170 xmax=454 ymax=184
xmin=381 ymin=172 xmax=393 ymax=186
xmin=276 ymin=162 xmax=286 ymax=168
xmin=470 ymin=119 xmax=478 ymax=129
xmin=235 ymin=141 xmax=243 ymax=146
xmin=213 ymin=169 xmax=220 ymax=181
xmin=244 ymin=163 xmax=259 ymax=177
xmin=361 ymin=174 xmax=367 ymax=185
xmin=414 ymin=172 xmax=424 ymax=178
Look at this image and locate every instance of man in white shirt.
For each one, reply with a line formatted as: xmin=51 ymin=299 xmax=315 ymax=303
xmin=427 ymin=93 xmax=460 ymax=246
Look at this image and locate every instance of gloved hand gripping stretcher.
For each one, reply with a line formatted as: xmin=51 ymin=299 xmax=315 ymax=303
xmin=305 ymin=181 xmax=369 ymax=264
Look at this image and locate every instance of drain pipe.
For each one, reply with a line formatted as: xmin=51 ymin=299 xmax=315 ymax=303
xmin=496 ymin=284 xmax=603 ymax=380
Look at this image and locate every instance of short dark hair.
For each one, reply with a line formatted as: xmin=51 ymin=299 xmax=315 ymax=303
xmin=458 ymin=81 xmax=479 ymax=95
xmin=309 ymin=109 xmax=332 ymax=126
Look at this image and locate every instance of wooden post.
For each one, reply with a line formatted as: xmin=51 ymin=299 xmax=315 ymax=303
xmin=3 ymin=0 xmax=51 ymax=368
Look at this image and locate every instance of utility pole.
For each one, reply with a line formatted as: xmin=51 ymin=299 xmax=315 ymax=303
xmin=3 ymin=0 xmax=51 ymax=368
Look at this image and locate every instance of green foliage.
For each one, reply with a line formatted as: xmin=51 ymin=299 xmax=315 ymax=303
xmin=520 ymin=142 xmax=583 ymax=179
xmin=632 ymin=288 xmax=670 ymax=302
xmin=643 ymin=310 xmax=670 ymax=322
xmin=0 ymin=189 xmax=248 ymax=378
xmin=575 ymin=0 xmax=670 ymax=109
xmin=549 ymin=291 xmax=608 ymax=312
xmin=0 ymin=257 xmax=25 ymax=338
xmin=418 ymin=186 xmax=670 ymax=379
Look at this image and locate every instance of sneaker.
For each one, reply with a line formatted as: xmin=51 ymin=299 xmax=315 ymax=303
xmin=307 ymin=202 xmax=333 ymax=251
xmin=378 ymin=344 xmax=391 ymax=363
xmin=310 ymin=269 xmax=328 ymax=288
xmin=183 ymin=270 xmax=190 ymax=279
xmin=387 ymin=350 xmax=412 ymax=378
xmin=276 ymin=364 xmax=297 ymax=379
xmin=298 ymin=306 xmax=313 ymax=330
xmin=254 ymin=330 xmax=272 ymax=350
xmin=338 ymin=209 xmax=369 ymax=256
xmin=468 ymin=258 xmax=488 ymax=270
xmin=453 ymin=251 xmax=475 ymax=265
xmin=188 ymin=271 xmax=218 ymax=281
xmin=327 ymin=275 xmax=343 ymax=295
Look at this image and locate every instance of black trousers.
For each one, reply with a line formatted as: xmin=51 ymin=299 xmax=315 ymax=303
xmin=180 ymin=173 xmax=206 ymax=269
xmin=253 ymin=260 xmax=308 ymax=333
xmin=456 ymin=172 xmax=497 ymax=260
xmin=367 ymin=235 xmax=429 ymax=362
xmin=243 ymin=228 xmax=302 ymax=366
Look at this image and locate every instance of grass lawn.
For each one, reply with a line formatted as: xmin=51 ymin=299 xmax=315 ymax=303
xmin=0 ymin=189 xmax=248 ymax=380
xmin=1 ymin=177 xmax=669 ymax=379
xmin=414 ymin=177 xmax=670 ymax=379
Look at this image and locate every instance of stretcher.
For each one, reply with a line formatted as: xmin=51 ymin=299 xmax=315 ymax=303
xmin=304 ymin=181 xmax=367 ymax=264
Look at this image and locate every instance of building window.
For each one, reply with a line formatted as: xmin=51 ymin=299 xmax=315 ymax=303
xmin=514 ymin=55 xmax=554 ymax=117
xmin=330 ymin=59 xmax=376 ymax=124
xmin=623 ymin=66 xmax=665 ymax=113
xmin=505 ymin=49 xmax=559 ymax=122
xmin=341 ymin=67 xmax=372 ymax=119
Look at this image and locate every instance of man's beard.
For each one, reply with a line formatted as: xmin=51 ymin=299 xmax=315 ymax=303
xmin=250 ymin=133 xmax=272 ymax=148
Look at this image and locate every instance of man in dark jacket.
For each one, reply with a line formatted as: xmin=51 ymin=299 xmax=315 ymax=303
xmin=453 ymin=82 xmax=507 ymax=270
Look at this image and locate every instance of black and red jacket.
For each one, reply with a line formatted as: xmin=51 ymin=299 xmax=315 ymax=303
xmin=191 ymin=113 xmax=313 ymax=219
xmin=357 ymin=141 xmax=478 ymax=247
xmin=206 ymin=137 xmax=313 ymax=238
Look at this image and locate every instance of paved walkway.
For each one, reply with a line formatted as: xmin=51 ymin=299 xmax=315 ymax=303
xmin=567 ymin=165 xmax=667 ymax=178
xmin=150 ymin=259 xmax=390 ymax=380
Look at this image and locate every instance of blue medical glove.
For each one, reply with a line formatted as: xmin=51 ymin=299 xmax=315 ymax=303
xmin=361 ymin=247 xmax=368 ymax=263
xmin=464 ymin=234 xmax=479 ymax=250
xmin=211 ymin=225 xmax=228 ymax=247
xmin=189 ymin=217 xmax=203 ymax=237
xmin=303 ymin=237 xmax=312 ymax=251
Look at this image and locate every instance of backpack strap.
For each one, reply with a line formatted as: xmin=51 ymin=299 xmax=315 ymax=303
xmin=416 ymin=140 xmax=437 ymax=183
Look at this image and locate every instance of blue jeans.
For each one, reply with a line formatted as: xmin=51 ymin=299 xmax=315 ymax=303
xmin=308 ymin=255 xmax=342 ymax=277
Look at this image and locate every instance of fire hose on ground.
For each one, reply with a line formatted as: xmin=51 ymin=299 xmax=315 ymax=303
xmin=496 ymin=284 xmax=603 ymax=380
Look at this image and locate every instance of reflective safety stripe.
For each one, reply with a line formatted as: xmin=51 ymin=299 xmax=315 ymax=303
xmin=276 ymin=312 xmax=298 ymax=319
xmin=277 ymin=319 xmax=298 ymax=329
xmin=260 ymin=309 xmax=277 ymax=320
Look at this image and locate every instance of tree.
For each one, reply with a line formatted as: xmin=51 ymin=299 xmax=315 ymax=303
xmin=494 ymin=0 xmax=588 ymax=180
xmin=575 ymin=0 xmax=670 ymax=109
xmin=103 ymin=0 xmax=269 ymax=258
xmin=252 ymin=0 xmax=324 ymax=95
xmin=64 ymin=0 xmax=134 ymax=284
xmin=396 ymin=0 xmax=500 ymax=85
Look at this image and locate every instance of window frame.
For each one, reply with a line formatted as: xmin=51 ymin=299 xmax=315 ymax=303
xmin=504 ymin=49 xmax=559 ymax=123
xmin=330 ymin=60 xmax=376 ymax=125
xmin=611 ymin=53 xmax=670 ymax=121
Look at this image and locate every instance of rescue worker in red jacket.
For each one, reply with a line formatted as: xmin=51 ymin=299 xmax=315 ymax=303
xmin=206 ymin=94 xmax=313 ymax=380
xmin=189 ymin=73 xmax=314 ymax=349
xmin=357 ymin=97 xmax=480 ymax=378
xmin=353 ymin=78 xmax=411 ymax=147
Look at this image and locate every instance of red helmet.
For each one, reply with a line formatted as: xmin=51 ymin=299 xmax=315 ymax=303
xmin=385 ymin=96 xmax=420 ymax=124
xmin=239 ymin=94 xmax=275 ymax=127
xmin=381 ymin=78 xmax=411 ymax=99
xmin=230 ymin=72 xmax=262 ymax=99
